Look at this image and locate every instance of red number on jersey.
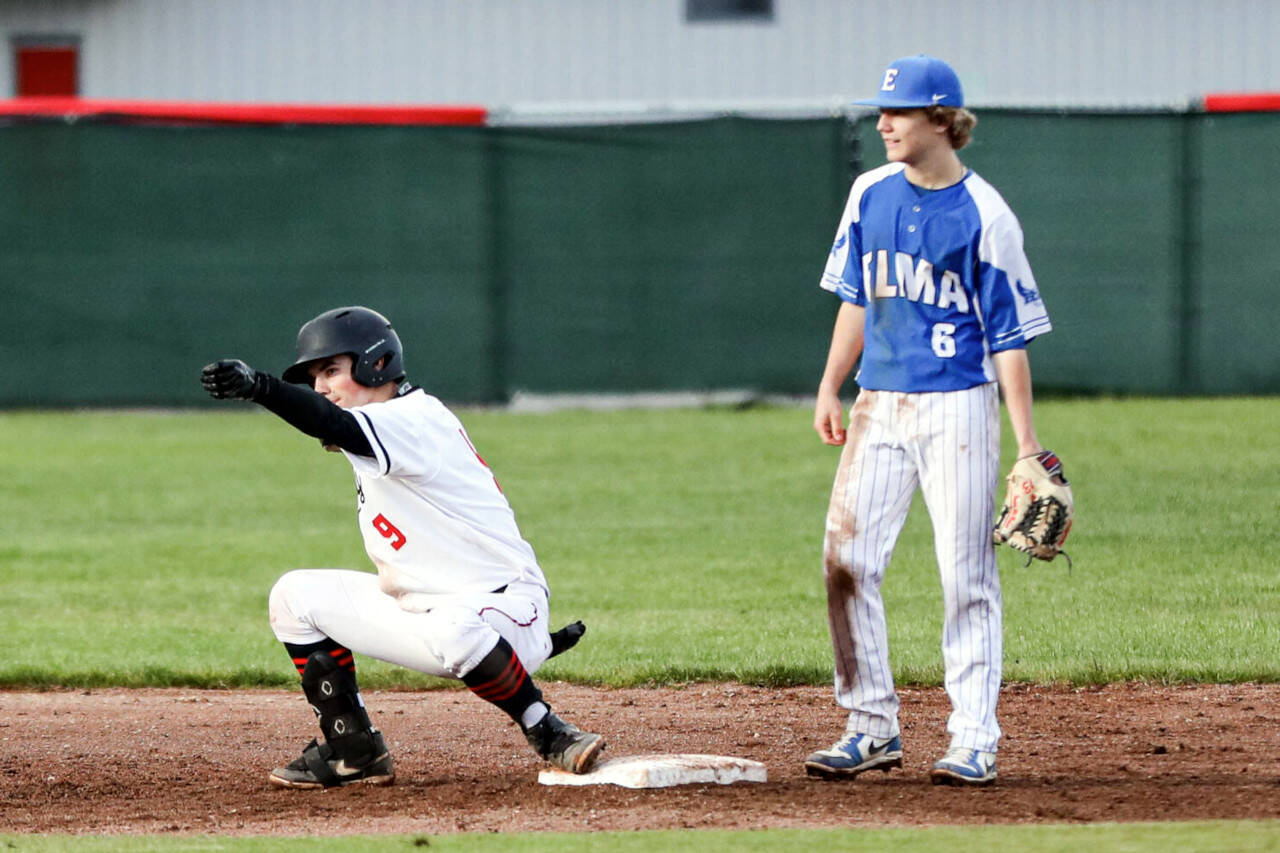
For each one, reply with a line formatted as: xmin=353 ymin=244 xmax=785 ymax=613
xmin=459 ymin=429 xmax=503 ymax=493
xmin=372 ymin=513 xmax=407 ymax=550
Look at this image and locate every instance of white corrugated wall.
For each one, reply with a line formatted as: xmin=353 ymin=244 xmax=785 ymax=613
xmin=1 ymin=0 xmax=1276 ymax=109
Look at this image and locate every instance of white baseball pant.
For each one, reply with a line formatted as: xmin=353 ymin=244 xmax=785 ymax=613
xmin=823 ymin=383 xmax=1003 ymax=752
xmin=268 ymin=570 xmax=554 ymax=680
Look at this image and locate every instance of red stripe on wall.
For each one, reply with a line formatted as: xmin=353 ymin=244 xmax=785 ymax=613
xmin=1203 ymin=93 xmax=1280 ymax=113
xmin=0 ymin=97 xmax=488 ymax=126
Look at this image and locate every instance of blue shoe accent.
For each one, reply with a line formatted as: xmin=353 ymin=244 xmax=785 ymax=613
xmin=804 ymin=732 xmax=903 ymax=779
xmin=930 ymin=747 xmax=996 ymax=786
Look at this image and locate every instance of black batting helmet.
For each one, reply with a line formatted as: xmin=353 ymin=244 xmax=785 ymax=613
xmin=281 ymin=306 xmax=406 ymax=388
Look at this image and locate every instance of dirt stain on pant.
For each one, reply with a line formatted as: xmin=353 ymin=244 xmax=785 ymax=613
xmin=824 ymin=560 xmax=859 ymax=688
xmin=822 ymin=391 xmax=875 ymax=690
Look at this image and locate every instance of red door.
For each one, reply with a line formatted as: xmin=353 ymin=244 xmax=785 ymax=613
xmin=15 ymin=43 xmax=80 ymax=96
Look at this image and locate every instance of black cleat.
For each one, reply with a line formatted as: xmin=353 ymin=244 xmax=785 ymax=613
xmin=268 ymin=733 xmax=395 ymax=789
xmin=525 ymin=713 xmax=605 ymax=774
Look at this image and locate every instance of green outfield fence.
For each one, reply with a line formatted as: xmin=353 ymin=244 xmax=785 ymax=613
xmin=0 ymin=104 xmax=1276 ymax=406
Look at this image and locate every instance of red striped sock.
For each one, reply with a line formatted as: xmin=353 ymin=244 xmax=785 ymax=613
xmin=284 ymin=640 xmax=355 ymax=677
xmin=462 ymin=638 xmax=545 ymax=727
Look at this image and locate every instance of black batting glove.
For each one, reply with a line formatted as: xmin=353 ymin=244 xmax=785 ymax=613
xmin=201 ymin=359 xmax=264 ymax=401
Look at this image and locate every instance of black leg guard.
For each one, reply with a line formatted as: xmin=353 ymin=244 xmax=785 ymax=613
xmin=299 ymin=650 xmax=379 ymax=764
xmin=268 ymin=650 xmax=395 ymax=789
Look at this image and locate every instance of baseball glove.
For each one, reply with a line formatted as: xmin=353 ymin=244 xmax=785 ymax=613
xmin=993 ymin=450 xmax=1074 ymax=567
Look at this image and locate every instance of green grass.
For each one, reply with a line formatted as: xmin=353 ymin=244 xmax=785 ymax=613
xmin=1 ymin=397 xmax=1277 ymax=689
xmin=4 ymin=821 xmax=1280 ymax=851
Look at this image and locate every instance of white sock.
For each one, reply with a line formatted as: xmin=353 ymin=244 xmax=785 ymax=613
xmin=521 ymin=701 xmax=550 ymax=730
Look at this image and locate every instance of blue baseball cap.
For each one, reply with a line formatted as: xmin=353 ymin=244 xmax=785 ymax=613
xmin=854 ymin=55 xmax=964 ymax=108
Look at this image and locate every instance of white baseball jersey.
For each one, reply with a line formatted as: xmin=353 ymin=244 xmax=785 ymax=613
xmin=266 ymin=387 xmax=555 ymax=682
xmin=341 ymin=389 xmax=548 ymax=602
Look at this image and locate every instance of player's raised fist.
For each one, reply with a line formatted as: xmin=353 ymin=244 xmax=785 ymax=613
xmin=201 ymin=359 xmax=261 ymax=400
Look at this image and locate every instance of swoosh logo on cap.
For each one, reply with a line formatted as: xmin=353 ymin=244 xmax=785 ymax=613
xmin=932 ymin=93 xmax=948 ymax=102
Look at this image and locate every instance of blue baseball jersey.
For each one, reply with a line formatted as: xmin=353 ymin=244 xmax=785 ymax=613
xmin=820 ymin=163 xmax=1051 ymax=392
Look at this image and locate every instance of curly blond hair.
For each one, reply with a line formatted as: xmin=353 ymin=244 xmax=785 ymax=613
xmin=924 ymin=106 xmax=978 ymax=150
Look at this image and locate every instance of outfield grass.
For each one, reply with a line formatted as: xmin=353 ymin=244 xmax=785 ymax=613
xmin=1 ymin=397 xmax=1277 ymax=688
xmin=4 ymin=820 xmax=1280 ymax=851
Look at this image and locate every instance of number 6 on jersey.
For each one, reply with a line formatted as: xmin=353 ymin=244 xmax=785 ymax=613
xmin=931 ymin=322 xmax=957 ymax=358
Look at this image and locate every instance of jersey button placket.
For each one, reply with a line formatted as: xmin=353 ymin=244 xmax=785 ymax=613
xmin=903 ymin=203 xmax=923 ymax=246
xmin=909 ymin=203 xmax=923 ymax=233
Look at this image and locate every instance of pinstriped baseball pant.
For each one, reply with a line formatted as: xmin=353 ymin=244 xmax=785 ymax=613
xmin=822 ymin=383 xmax=1003 ymax=752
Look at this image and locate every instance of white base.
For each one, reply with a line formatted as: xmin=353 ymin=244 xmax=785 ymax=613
xmin=537 ymin=753 xmax=767 ymax=788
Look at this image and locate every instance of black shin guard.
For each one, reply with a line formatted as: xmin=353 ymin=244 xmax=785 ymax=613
xmin=299 ymin=650 xmax=379 ymax=765
xmin=462 ymin=638 xmax=547 ymax=730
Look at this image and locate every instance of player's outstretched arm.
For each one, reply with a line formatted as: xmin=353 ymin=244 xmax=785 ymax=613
xmin=199 ymin=359 xmax=374 ymax=457
xmin=813 ymin=302 xmax=866 ymax=446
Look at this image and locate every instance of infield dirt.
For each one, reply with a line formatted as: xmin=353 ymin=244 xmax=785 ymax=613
xmin=3 ymin=683 xmax=1279 ymax=836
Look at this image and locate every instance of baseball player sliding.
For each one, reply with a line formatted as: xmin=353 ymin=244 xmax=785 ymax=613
xmin=201 ymin=306 xmax=604 ymax=788
xmin=806 ymin=55 xmax=1053 ymax=786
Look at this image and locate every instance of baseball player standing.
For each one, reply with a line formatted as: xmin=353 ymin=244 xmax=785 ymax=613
xmin=201 ymin=306 xmax=604 ymax=787
xmin=804 ymin=55 xmax=1052 ymax=786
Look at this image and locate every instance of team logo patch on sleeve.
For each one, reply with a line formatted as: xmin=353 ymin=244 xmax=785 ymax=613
xmin=1015 ymin=281 xmax=1041 ymax=305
